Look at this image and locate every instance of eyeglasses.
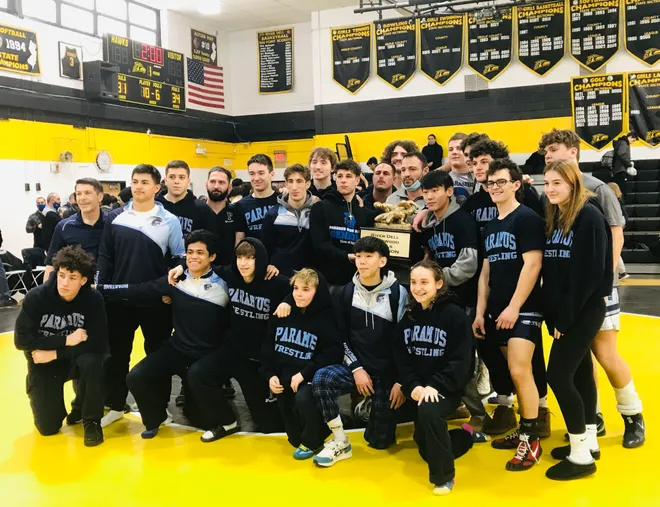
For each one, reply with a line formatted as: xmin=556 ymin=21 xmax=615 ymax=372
xmin=486 ymin=179 xmax=513 ymax=189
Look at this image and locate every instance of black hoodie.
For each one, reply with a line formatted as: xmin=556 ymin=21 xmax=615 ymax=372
xmin=462 ymin=184 xmax=544 ymax=232
xmin=543 ymin=201 xmax=614 ymax=334
xmin=393 ymin=292 xmax=474 ymax=401
xmin=157 ymin=190 xmax=216 ymax=235
xmin=260 ymin=270 xmax=343 ymax=382
xmin=14 ymin=275 xmax=109 ymax=362
xmin=309 ymin=190 xmax=378 ymax=285
xmin=217 ymin=238 xmax=290 ymax=360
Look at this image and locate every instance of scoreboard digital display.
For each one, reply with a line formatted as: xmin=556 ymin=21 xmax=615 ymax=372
xmin=103 ymin=34 xmax=185 ymax=111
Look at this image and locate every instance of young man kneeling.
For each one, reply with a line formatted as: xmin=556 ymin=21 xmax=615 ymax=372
xmin=14 ymin=245 xmax=108 ymax=446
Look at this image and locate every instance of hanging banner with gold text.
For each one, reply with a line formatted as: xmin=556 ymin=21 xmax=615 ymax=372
xmin=419 ymin=15 xmax=464 ymax=85
xmin=0 ymin=23 xmax=40 ymax=75
xmin=331 ymin=24 xmax=371 ymax=94
xmin=375 ymin=19 xmax=417 ymax=90
xmin=191 ymin=29 xmax=217 ymax=65
xmin=569 ymin=0 xmax=619 ymax=72
xmin=467 ymin=8 xmax=513 ymax=81
xmin=517 ymin=2 xmax=565 ymax=76
xmin=629 ymin=71 xmax=660 ymax=147
xmin=624 ymin=0 xmax=660 ymax=67
xmin=258 ymin=28 xmax=293 ymax=94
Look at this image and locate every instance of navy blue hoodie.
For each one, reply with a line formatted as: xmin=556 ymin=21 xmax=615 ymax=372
xmin=157 ymin=190 xmax=216 ymax=235
xmin=260 ymin=270 xmax=343 ymax=382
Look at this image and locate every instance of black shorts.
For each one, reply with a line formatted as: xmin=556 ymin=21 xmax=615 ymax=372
xmin=485 ymin=311 xmax=543 ymax=346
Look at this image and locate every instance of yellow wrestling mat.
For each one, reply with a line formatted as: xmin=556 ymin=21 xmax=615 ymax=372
xmin=0 ymin=314 xmax=658 ymax=506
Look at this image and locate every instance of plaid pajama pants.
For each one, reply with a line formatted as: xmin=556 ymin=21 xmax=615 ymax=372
xmin=312 ymin=364 xmax=397 ymax=450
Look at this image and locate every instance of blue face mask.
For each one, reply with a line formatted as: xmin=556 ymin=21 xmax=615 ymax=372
xmin=37 ymin=204 xmax=46 ymax=212
xmin=53 ymin=202 xmax=61 ymax=210
xmin=402 ymin=179 xmax=421 ymax=192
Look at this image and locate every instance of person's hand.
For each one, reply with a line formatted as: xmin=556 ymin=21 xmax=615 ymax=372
xmin=37 ymin=223 xmax=43 ymax=229
xmin=496 ymin=305 xmax=519 ymax=330
xmin=290 ymin=373 xmax=304 ymax=393
xmin=411 ymin=386 xmax=424 ymax=402
xmin=412 ymin=209 xmax=428 ymax=232
xmin=168 ymin=265 xmax=184 ymax=285
xmin=355 ymin=194 xmax=364 ymax=208
xmin=472 ymin=314 xmax=486 ymax=339
xmin=419 ymin=386 xmax=440 ymax=405
xmin=553 ymin=329 xmax=563 ymax=340
xmin=274 ymin=302 xmax=291 ymax=318
xmin=390 ymin=383 xmax=406 ymax=409
xmin=353 ymin=368 xmax=374 ymax=396
xmin=311 ymin=195 xmax=321 ymax=204
xmin=32 ymin=350 xmax=57 ymax=364
xmin=348 ymin=253 xmax=356 ymax=263
xmin=66 ymin=328 xmax=87 ymax=346
xmin=265 ymin=265 xmax=279 ymax=279
xmin=522 ymin=174 xmax=534 ymax=185
xmin=269 ymin=376 xmax=284 ymax=394
xmin=162 ymin=296 xmax=172 ymax=305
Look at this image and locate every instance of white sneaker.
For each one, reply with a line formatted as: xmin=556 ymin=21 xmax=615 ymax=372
xmin=476 ymin=360 xmax=492 ymax=397
xmin=313 ymin=439 xmax=352 ymax=467
xmin=101 ymin=410 xmax=124 ymax=428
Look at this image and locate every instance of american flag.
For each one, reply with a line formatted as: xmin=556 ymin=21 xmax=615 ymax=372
xmin=187 ymin=58 xmax=225 ymax=109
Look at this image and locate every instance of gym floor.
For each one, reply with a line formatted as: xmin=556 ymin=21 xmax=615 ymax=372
xmin=0 ymin=282 xmax=658 ymax=506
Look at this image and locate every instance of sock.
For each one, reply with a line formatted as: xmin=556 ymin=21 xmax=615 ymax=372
xmin=100 ymin=410 xmax=123 ymax=428
xmin=519 ymin=417 xmax=538 ymax=440
xmin=596 ymin=394 xmax=601 ymax=414
xmin=614 ymin=380 xmax=643 ymax=415
xmin=497 ymin=394 xmax=514 ymax=408
xmin=538 ymin=396 xmax=548 ymax=409
xmin=327 ymin=415 xmax=348 ymax=442
xmin=568 ymin=432 xmax=594 ymax=465
xmin=223 ymin=421 xmax=238 ymax=432
xmin=585 ymin=424 xmax=599 ymax=452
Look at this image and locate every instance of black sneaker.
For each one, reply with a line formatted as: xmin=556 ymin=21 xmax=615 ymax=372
xmin=622 ymin=413 xmax=645 ymax=449
xmin=83 ymin=420 xmax=104 ymax=447
xmin=546 ymin=458 xmax=596 ymax=481
xmin=222 ymin=382 xmax=236 ymax=400
xmin=66 ymin=409 xmax=82 ymax=425
xmin=564 ymin=412 xmax=606 ymax=441
xmin=0 ymin=297 xmax=17 ymax=308
xmin=551 ymin=445 xmax=600 ymax=461
xmin=200 ymin=424 xmax=240 ymax=443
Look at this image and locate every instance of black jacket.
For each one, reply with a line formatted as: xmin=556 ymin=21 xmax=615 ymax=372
xmin=394 ymin=292 xmax=474 ymax=400
xmin=157 ymin=190 xmax=216 ymax=235
xmin=543 ymin=202 xmax=614 ymax=334
xmin=422 ymin=143 xmax=444 ymax=170
xmin=612 ymin=136 xmax=632 ymax=175
xmin=310 ymin=190 xmax=378 ymax=285
xmin=14 ymin=275 xmax=109 ymax=361
xmin=260 ymin=270 xmax=342 ymax=382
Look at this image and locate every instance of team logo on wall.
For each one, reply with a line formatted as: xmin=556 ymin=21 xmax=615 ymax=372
xmin=571 ymin=73 xmax=625 ymax=151
xmin=570 ymin=0 xmax=619 ymax=72
xmin=331 ymin=23 xmax=371 ymax=94
xmin=59 ymin=42 xmax=82 ymax=80
xmin=517 ymin=2 xmax=565 ymax=77
xmin=374 ymin=19 xmax=416 ymax=90
xmin=624 ymin=0 xmax=660 ymax=66
xmin=467 ymin=8 xmax=512 ymax=81
xmin=418 ymin=15 xmax=464 ymax=86
xmin=628 ymin=71 xmax=660 ymax=147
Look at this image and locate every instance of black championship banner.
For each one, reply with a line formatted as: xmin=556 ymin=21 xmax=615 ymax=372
xmin=624 ymin=0 xmax=660 ymax=66
xmin=571 ymin=73 xmax=625 ymax=150
xmin=258 ymin=28 xmax=293 ymax=94
xmin=629 ymin=71 xmax=660 ymax=147
xmin=569 ymin=0 xmax=619 ymax=72
xmin=191 ymin=29 xmax=217 ymax=65
xmin=517 ymin=2 xmax=565 ymax=76
xmin=375 ymin=19 xmax=417 ymax=89
xmin=467 ymin=8 xmax=513 ymax=81
xmin=331 ymin=24 xmax=371 ymax=94
xmin=419 ymin=15 xmax=464 ymax=86
xmin=0 ymin=23 xmax=40 ymax=75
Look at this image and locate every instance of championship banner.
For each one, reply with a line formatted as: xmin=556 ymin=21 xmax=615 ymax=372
xmin=569 ymin=0 xmax=619 ymax=72
xmin=419 ymin=15 xmax=464 ymax=86
xmin=571 ymin=73 xmax=625 ymax=151
xmin=467 ymin=8 xmax=513 ymax=81
xmin=517 ymin=2 xmax=565 ymax=76
xmin=375 ymin=19 xmax=417 ymax=89
xmin=331 ymin=24 xmax=371 ymax=94
xmin=258 ymin=28 xmax=293 ymax=94
xmin=629 ymin=71 xmax=660 ymax=147
xmin=191 ymin=29 xmax=217 ymax=65
xmin=0 ymin=23 xmax=40 ymax=75
xmin=624 ymin=0 xmax=660 ymax=66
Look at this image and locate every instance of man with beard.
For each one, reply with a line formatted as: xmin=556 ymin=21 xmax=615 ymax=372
xmin=386 ymin=151 xmax=428 ymax=209
xmin=381 ymin=140 xmax=419 ymax=189
xmin=362 ymin=162 xmax=395 ymax=210
xmin=205 ymin=167 xmax=239 ymax=266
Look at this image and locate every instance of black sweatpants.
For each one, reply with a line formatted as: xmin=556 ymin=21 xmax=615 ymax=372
xmin=187 ymin=344 xmax=283 ymax=433
xmin=104 ymin=303 xmax=173 ymax=411
xmin=413 ymin=396 xmax=472 ymax=486
xmin=26 ymin=353 xmax=104 ymax=436
xmin=612 ymin=171 xmax=628 ymax=198
xmin=126 ymin=341 xmax=202 ymax=430
xmin=477 ymin=336 xmax=548 ymax=399
xmin=546 ymin=296 xmax=605 ymax=434
xmin=277 ymin=381 xmax=330 ymax=450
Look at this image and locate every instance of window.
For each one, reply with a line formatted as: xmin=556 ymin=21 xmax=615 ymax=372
xmin=18 ymin=1 xmax=160 ymax=45
xmin=0 ymin=0 xmax=8 ymax=9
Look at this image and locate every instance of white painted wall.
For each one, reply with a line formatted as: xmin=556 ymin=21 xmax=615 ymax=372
xmin=230 ymin=21 xmax=314 ymax=116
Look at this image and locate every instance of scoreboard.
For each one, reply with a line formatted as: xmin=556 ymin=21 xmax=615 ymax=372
xmin=103 ymin=34 xmax=185 ymax=111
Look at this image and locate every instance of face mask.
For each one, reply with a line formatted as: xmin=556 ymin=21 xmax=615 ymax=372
xmin=53 ymin=202 xmax=61 ymax=210
xmin=37 ymin=204 xmax=46 ymax=211
xmin=402 ymin=179 xmax=421 ymax=192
